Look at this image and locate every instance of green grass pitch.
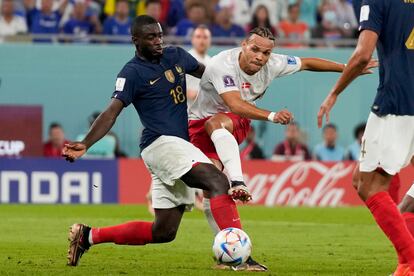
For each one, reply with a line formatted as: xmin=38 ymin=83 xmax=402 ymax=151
xmin=0 ymin=205 xmax=397 ymax=275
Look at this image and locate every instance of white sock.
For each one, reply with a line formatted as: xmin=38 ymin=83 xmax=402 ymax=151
xmin=88 ymin=229 xmax=94 ymax=245
xmin=210 ymin=128 xmax=244 ymax=182
xmin=203 ymin=198 xmax=220 ymax=235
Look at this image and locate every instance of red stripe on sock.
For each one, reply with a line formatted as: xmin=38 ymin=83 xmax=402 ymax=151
xmin=92 ymin=221 xmax=153 ymax=245
xmin=210 ymin=194 xmax=242 ymax=230
xmin=366 ymin=192 xmax=414 ymax=268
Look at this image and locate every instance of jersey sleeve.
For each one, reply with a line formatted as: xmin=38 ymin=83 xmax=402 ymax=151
xmin=206 ymin=61 xmax=240 ymax=94
xmin=359 ymin=0 xmax=385 ymax=35
xmin=269 ymin=54 xmax=302 ymax=78
xmin=177 ymin=47 xmax=199 ymax=74
xmin=111 ymin=65 xmax=138 ymax=107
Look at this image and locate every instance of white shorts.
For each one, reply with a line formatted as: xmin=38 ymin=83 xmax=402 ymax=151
xmin=141 ymin=135 xmax=212 ymax=209
xmin=359 ymin=112 xmax=414 ymax=175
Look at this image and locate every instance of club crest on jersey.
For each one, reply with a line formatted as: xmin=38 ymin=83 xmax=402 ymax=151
xmin=287 ymin=56 xmax=297 ymax=65
xmin=175 ymin=65 xmax=183 ymax=74
xmin=223 ymin=75 xmax=236 ymax=87
xmin=164 ymin=70 xmax=175 ymax=83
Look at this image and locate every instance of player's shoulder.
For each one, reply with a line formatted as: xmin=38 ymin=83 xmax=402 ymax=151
xmin=118 ymin=57 xmax=141 ymax=79
xmin=208 ymin=48 xmax=239 ymax=69
xmin=163 ymin=46 xmax=188 ymax=56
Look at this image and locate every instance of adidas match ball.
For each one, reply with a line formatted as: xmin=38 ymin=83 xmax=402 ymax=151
xmin=212 ymin=227 xmax=252 ymax=266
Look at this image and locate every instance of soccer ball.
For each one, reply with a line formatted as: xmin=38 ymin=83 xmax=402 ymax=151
xmin=212 ymin=227 xmax=252 ymax=266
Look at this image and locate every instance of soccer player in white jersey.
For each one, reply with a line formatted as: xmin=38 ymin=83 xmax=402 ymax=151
xmin=187 ymin=26 xmax=377 ymax=271
xmin=186 ymin=25 xmax=212 ymax=103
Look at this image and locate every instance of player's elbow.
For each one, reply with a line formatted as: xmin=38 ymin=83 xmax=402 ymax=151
xmin=227 ymin=102 xmax=244 ymax=116
xmin=354 ymin=51 xmax=371 ymax=67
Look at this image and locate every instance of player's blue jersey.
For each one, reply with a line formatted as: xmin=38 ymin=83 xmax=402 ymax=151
xmin=359 ymin=0 xmax=414 ymax=116
xmin=112 ymin=46 xmax=199 ymax=151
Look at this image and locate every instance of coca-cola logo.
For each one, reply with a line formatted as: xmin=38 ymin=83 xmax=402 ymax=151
xmin=244 ymin=162 xmax=355 ymax=207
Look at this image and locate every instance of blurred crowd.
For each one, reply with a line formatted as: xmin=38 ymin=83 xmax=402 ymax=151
xmin=0 ymin=0 xmax=359 ymax=46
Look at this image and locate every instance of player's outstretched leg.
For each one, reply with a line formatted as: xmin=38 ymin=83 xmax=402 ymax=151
xmin=67 ymin=206 xmax=185 ymax=266
xmin=181 ymin=163 xmax=267 ymax=271
xmin=204 ymin=114 xmax=251 ymax=202
xmin=355 ymin=168 xmax=414 ymax=273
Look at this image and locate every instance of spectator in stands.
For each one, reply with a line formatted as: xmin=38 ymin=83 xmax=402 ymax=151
xmin=313 ymin=123 xmax=345 ymax=161
xmin=241 ymin=126 xmax=264 ymax=160
xmin=297 ymin=0 xmax=318 ymax=29
xmin=247 ymin=4 xmax=276 ymax=36
xmin=186 ymin=25 xmax=211 ymax=103
xmin=145 ymin=0 xmax=167 ymax=35
xmin=103 ymin=0 xmax=131 ymax=43
xmin=210 ymin=2 xmax=245 ymax=39
xmin=272 ymin=122 xmax=311 ymax=162
xmin=313 ymin=0 xmax=343 ymax=42
xmin=63 ymin=0 xmax=102 ymax=43
xmin=334 ymin=0 xmax=358 ymax=38
xmin=251 ymin=0 xmax=288 ymax=27
xmin=175 ymin=2 xmax=208 ymax=38
xmin=347 ymin=122 xmax=365 ymax=161
xmin=44 ymin=122 xmax=69 ymax=157
xmin=76 ymin=111 xmax=117 ymax=159
xmin=166 ymin=0 xmax=185 ymax=28
xmin=278 ymin=3 xmax=310 ymax=48
xmin=25 ymin=0 xmax=69 ymax=42
xmin=226 ymin=0 xmax=251 ymax=29
xmin=0 ymin=0 xmax=28 ymax=42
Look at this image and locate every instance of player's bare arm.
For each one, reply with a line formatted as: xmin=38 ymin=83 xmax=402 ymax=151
xmin=62 ymin=98 xmax=124 ymax=161
xmin=188 ymin=62 xmax=205 ymax=79
xmin=220 ymin=91 xmax=293 ymax=124
xmin=317 ymin=30 xmax=379 ymax=128
xmin=300 ymin=56 xmax=378 ymax=75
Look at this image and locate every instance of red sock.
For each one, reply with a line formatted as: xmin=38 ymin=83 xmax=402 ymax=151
xmin=91 ymin=221 xmax=153 ymax=245
xmin=366 ymin=192 xmax=414 ymax=268
xmin=210 ymin=194 xmax=241 ymax=230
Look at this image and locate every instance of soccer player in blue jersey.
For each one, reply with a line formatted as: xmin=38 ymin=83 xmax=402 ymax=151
xmin=317 ymin=0 xmax=414 ymax=274
xmin=63 ymin=15 xmax=248 ymax=267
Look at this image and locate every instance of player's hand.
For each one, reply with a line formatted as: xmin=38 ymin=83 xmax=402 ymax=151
xmin=317 ymin=93 xmax=337 ymax=128
xmin=62 ymin=142 xmax=87 ymax=162
xmin=273 ymin=109 xmax=294 ymax=125
xmin=360 ymin=58 xmax=379 ymax=75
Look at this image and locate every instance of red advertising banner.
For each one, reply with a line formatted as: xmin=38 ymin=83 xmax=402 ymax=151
xmin=0 ymin=105 xmax=42 ymax=157
xmin=118 ymin=158 xmax=152 ymax=204
xmin=118 ymin=159 xmax=414 ymax=206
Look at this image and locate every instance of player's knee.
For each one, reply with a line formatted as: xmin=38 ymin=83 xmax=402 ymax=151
xmin=205 ymin=170 xmax=229 ymax=196
xmin=204 ymin=118 xmax=222 ymax=136
xmin=153 ymin=227 xmax=178 ymax=243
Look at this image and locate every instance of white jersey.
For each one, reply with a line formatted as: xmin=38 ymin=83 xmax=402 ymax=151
xmin=188 ymin=47 xmax=302 ymax=119
xmin=186 ymin=48 xmax=211 ymax=94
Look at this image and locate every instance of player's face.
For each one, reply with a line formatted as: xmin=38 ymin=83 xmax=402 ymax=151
xmin=133 ymin=23 xmax=164 ymax=58
xmin=191 ymin=28 xmax=211 ymax=54
xmin=240 ymin=34 xmax=274 ymax=74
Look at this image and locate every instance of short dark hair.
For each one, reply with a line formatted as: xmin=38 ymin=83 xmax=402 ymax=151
xmin=131 ymin=15 xmax=158 ymax=36
xmin=145 ymin=0 xmax=161 ymax=7
xmin=49 ymin=122 xmax=62 ymax=131
xmin=323 ymin=123 xmax=337 ymax=132
xmin=354 ymin=122 xmax=366 ymax=139
xmin=248 ymin=27 xmax=275 ymax=42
